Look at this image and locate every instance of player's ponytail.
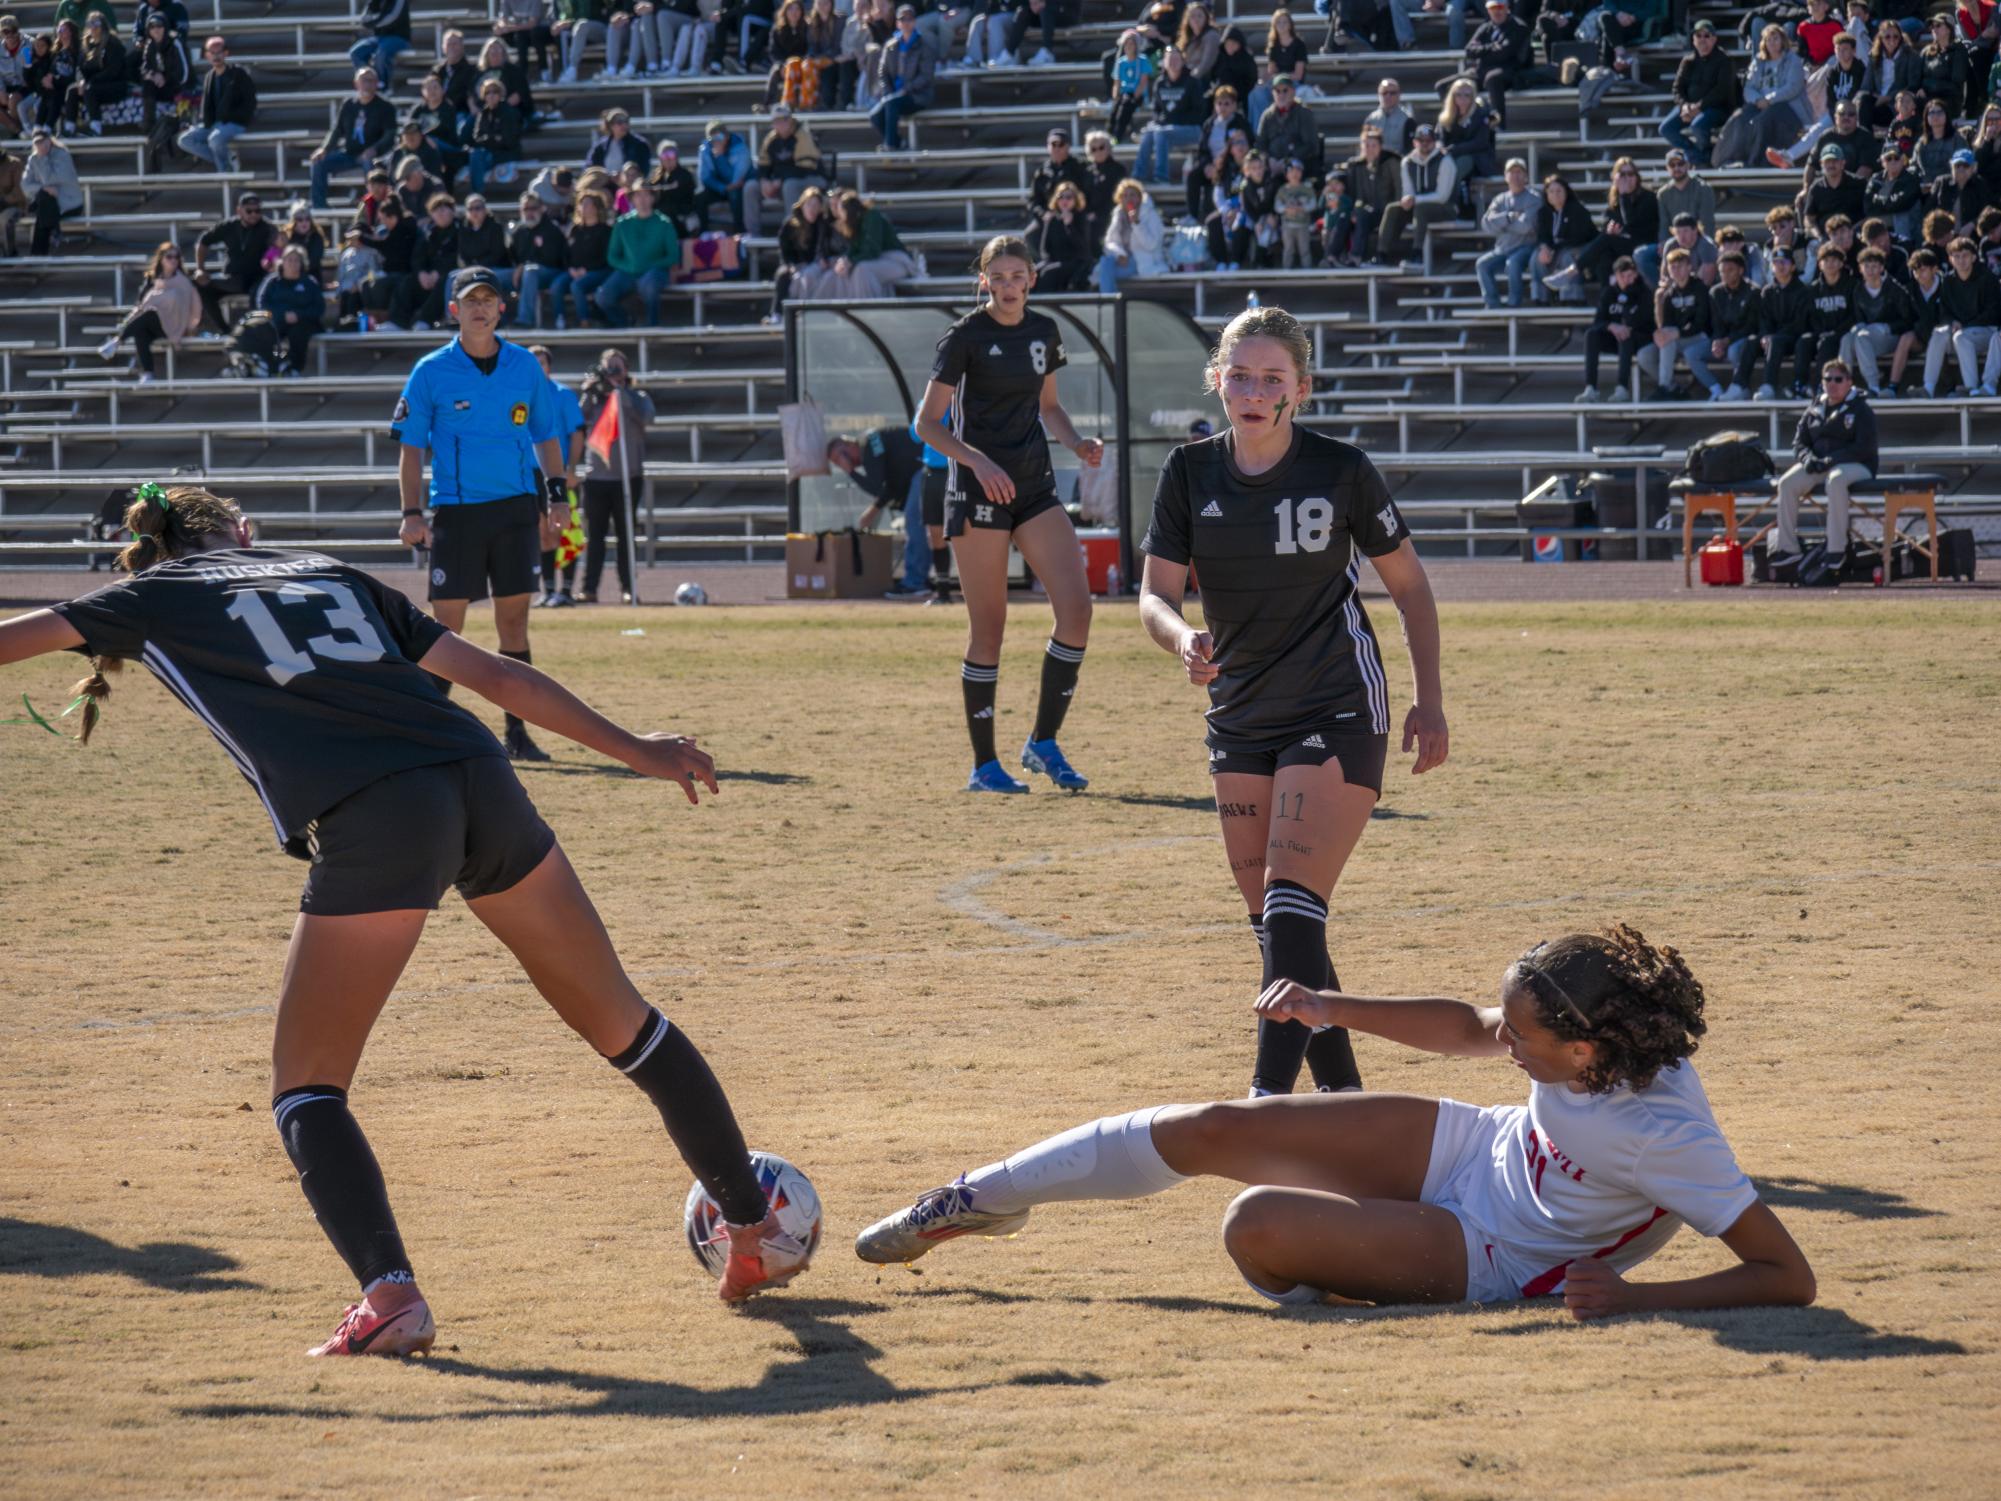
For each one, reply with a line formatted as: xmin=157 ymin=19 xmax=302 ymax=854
xmin=114 ymin=483 xmax=245 ymax=572
xmin=64 ymin=656 xmax=121 ymax=746
xmin=1506 ymin=924 xmax=1708 ymax=1094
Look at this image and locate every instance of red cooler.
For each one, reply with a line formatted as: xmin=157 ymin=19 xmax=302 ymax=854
xmin=1077 ymin=529 xmax=1122 ymax=594
xmin=1699 ymin=537 xmax=1745 ymax=586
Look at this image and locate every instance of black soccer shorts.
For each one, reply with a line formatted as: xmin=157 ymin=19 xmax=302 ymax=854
xmin=921 ymin=465 xmax=948 ymax=529
xmin=945 ymin=485 xmax=1065 ymax=537
xmin=1207 ymin=728 xmax=1389 ymax=796
xmin=427 ymin=493 xmax=543 ymax=602
xmin=299 ymin=756 xmax=557 ymax=916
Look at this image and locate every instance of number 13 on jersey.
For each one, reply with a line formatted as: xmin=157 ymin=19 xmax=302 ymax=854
xmin=224 ymin=582 xmax=391 ymax=686
xmin=1273 ymin=496 xmax=1335 ymax=554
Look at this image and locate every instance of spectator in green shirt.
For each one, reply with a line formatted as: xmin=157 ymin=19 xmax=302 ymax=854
xmin=595 ymin=180 xmax=679 ymax=326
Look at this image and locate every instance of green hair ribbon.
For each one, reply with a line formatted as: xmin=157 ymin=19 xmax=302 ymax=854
xmin=135 ymin=481 xmax=170 ymax=512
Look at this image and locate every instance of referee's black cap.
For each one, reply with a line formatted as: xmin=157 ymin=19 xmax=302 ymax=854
xmin=450 ymin=266 xmax=505 ymax=299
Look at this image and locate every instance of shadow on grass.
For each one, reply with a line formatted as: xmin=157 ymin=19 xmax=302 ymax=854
xmin=1474 ymin=1303 xmax=1968 ymax=1361
xmin=177 ymin=1298 xmax=1086 ymax=1422
xmin=0 ymin=1217 xmax=261 ymax=1293
xmin=1751 ymin=1176 xmax=1941 ymax=1220
xmin=1098 ymin=793 xmax=1223 ymax=813
xmin=512 ymin=764 xmax=809 ymax=787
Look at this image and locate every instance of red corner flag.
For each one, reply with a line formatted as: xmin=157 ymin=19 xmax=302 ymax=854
xmin=586 ymin=393 xmax=620 ymax=467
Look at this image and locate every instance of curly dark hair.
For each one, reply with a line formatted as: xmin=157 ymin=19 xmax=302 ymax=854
xmin=1504 ymin=924 xmax=1707 ymax=1094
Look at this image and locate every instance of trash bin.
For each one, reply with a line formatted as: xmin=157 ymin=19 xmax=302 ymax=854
xmin=1516 ymin=487 xmax=1596 ymax=562
xmin=1578 ymin=470 xmax=1667 ymax=560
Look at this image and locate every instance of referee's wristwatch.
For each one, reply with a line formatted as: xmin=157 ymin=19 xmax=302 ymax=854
xmin=542 ymin=474 xmax=568 ymax=513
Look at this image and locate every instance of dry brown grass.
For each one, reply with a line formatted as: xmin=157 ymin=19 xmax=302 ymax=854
xmin=1 ymin=596 xmax=1997 ymax=1500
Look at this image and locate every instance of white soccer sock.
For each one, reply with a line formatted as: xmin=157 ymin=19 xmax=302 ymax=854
xmin=962 ymin=1106 xmax=1189 ymax=1215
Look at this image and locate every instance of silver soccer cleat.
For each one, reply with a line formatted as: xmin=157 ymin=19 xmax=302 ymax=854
xmin=854 ymin=1179 xmax=1030 ymax=1264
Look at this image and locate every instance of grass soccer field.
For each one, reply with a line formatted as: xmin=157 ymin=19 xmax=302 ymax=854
xmin=2 ymin=594 xmax=1997 ymax=1500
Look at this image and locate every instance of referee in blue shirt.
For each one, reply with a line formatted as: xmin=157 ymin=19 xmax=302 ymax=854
xmin=392 ymin=267 xmax=567 ymax=761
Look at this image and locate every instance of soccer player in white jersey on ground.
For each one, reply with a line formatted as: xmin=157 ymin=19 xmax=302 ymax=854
xmin=858 ymin=924 xmax=1816 ymax=1318
xmin=915 ymin=234 xmax=1104 ymax=795
xmin=1137 ymin=305 xmax=1448 ymax=1097
xmin=0 ymin=486 xmax=805 ymax=1355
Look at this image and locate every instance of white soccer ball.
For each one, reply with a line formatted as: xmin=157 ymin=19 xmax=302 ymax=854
xmin=674 ymin=581 xmax=709 ymax=606
xmin=684 ymin=1151 xmax=821 ymax=1286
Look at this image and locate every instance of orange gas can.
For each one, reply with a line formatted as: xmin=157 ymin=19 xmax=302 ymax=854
xmin=1699 ymin=537 xmax=1745 ymax=586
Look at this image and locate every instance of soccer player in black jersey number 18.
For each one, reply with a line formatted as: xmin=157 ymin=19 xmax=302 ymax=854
xmin=0 ymin=486 xmax=808 ymax=1353
xmin=1138 ymin=307 xmax=1450 ymax=1099
xmin=915 ymin=235 xmax=1105 ymax=794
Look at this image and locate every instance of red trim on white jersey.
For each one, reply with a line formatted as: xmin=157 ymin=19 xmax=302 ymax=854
xmin=1519 ymin=1206 xmax=1671 ymax=1298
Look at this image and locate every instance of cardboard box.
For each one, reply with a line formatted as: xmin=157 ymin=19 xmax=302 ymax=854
xmin=786 ymin=530 xmax=898 ymax=599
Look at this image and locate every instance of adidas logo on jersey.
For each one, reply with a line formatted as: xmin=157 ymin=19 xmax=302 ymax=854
xmin=988 ymin=344 xmax=1003 ymax=356
xmin=1201 ymin=500 xmax=1224 ymax=517
xmin=1301 ymin=734 xmax=1326 ymax=749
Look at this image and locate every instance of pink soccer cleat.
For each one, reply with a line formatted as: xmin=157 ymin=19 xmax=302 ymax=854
xmin=717 ymin=1211 xmax=808 ymax=1305
xmin=307 ymin=1285 xmax=437 ymax=1357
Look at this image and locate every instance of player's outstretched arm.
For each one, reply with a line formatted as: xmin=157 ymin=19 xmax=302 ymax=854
xmin=418 ymin=632 xmax=719 ymax=803
xmin=1254 ymin=978 xmax=1509 ymax=1059
xmin=1561 ymin=1202 xmax=1816 ymax=1320
xmin=0 ymin=608 xmax=87 ymax=667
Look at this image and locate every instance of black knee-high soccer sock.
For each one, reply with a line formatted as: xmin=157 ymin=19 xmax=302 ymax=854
xmin=1030 ymin=638 xmax=1085 ymax=743
xmin=962 ymin=659 xmax=999 ymax=767
xmin=607 ymin=1008 xmax=768 ymax=1226
xmin=1251 ymin=879 xmax=1328 ymax=1095
xmin=1304 ymin=953 xmax=1363 ymax=1092
xmin=272 ymin=1086 xmax=413 ymax=1289
xmin=499 ymin=648 xmax=533 ymax=737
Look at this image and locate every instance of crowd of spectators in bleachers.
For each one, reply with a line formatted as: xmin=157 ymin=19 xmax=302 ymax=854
xmin=2 ymin=0 xmax=1998 ymax=400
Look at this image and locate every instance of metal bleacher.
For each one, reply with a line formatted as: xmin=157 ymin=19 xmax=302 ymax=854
xmin=4 ymin=0 xmax=1998 ymax=569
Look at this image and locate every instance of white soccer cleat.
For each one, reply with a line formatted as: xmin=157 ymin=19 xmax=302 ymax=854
xmin=854 ymin=1179 xmax=1029 ymax=1264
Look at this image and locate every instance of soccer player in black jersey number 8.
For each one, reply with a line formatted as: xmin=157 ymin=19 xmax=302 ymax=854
xmin=915 ymin=234 xmax=1106 ymax=794
xmin=0 ymin=487 xmax=806 ymax=1355
xmin=1138 ymin=306 xmax=1449 ymax=1098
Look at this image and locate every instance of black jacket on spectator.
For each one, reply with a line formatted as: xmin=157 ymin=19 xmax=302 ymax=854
xmin=397 ymin=177 xmax=442 ymax=220
xmin=1035 ymin=210 xmax=1094 ymax=274
xmin=359 ymin=0 xmax=412 ymax=43
xmin=405 ymin=99 xmax=463 ymax=151
xmin=139 ymin=34 xmax=188 ymax=94
xmin=1079 ymin=152 xmax=1126 ymax=225
xmin=1865 ymin=167 xmax=1921 ymax=229
xmin=777 ymin=211 xmax=828 ymax=267
xmin=1793 ymin=388 xmax=1877 ymax=472
xmin=1805 ymin=273 xmax=1856 ymax=334
xmin=1607 ymin=186 xmax=1659 ymax=247
xmin=1538 ymin=193 xmax=1596 ymax=250
xmin=321 ymin=95 xmax=397 ymax=159
xmin=470 ymin=101 xmax=525 ymax=158
xmin=132 ymin=0 xmax=190 ymax=43
xmin=430 ymin=55 xmax=481 ymax=115
xmin=415 ymin=221 xmax=462 ymax=277
xmin=1802 ymin=172 xmax=1866 ymax=235
xmin=588 ymin=131 xmax=655 ymax=175
xmin=1710 ymin=278 xmax=1762 ymax=339
xmin=1343 ymin=150 xmax=1402 ymax=217
xmin=1670 ymin=45 xmax=1736 ymax=115
xmin=1907 ymin=274 xmax=1948 ymax=338
xmin=1464 ymin=14 xmax=1531 ymax=75
xmin=1149 ymin=68 xmax=1208 ymax=127
xmin=458 ymin=214 xmax=510 ymax=268
xmin=1762 ymin=274 xmax=1811 ymax=335
xmin=566 ymin=218 xmax=612 ymax=272
xmin=375 ymin=215 xmax=418 ymax=272
xmin=510 ymin=216 xmax=567 ymax=269
xmin=195 ymin=216 xmax=276 ymax=290
xmin=1934 ymin=174 xmax=1993 ymax=229
xmin=1939 ymin=262 xmax=2001 ymax=324
xmin=1254 ymin=102 xmax=1319 ymax=176
xmin=285 ymin=226 xmax=327 ymax=279
xmin=1801 ymin=124 xmax=1879 ymax=189
xmin=1028 ymin=154 xmax=1088 ymax=223
xmin=77 ymin=33 xmax=126 ymax=93
xmin=1212 ymin=28 xmax=1258 ymax=100
xmin=649 ymin=163 xmax=700 ymax=229
xmin=195 ymin=58 xmax=256 ymax=128
xmin=1917 ymin=41 xmax=1967 ymax=106
xmin=1655 ymin=275 xmax=1711 ymax=336
xmin=258 ymin=271 xmax=325 ymax=327
xmin=1851 ymin=275 xmax=1913 ymax=330
xmin=1593 ymin=275 xmax=1657 ymax=336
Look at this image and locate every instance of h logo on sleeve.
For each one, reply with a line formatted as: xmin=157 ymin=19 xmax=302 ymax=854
xmin=1377 ymin=503 xmax=1400 ymax=535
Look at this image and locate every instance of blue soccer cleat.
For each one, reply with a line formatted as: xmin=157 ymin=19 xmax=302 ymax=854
xmin=966 ymin=759 xmax=1030 ymax=794
xmin=1021 ymin=738 xmax=1089 ymax=791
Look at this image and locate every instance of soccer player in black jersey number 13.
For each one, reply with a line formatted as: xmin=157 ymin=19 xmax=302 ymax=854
xmin=1138 ymin=306 xmax=1450 ymax=1099
xmin=916 ymin=235 xmax=1105 ymax=794
xmin=0 ymin=486 xmax=808 ymax=1355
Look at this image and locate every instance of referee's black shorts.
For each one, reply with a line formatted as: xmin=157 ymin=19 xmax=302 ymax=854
xmin=298 ymin=756 xmax=557 ymax=916
xmin=428 ymin=493 xmax=543 ymax=602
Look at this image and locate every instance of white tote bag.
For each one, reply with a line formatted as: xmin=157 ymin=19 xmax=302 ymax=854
xmin=779 ymin=399 xmax=830 ymax=480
